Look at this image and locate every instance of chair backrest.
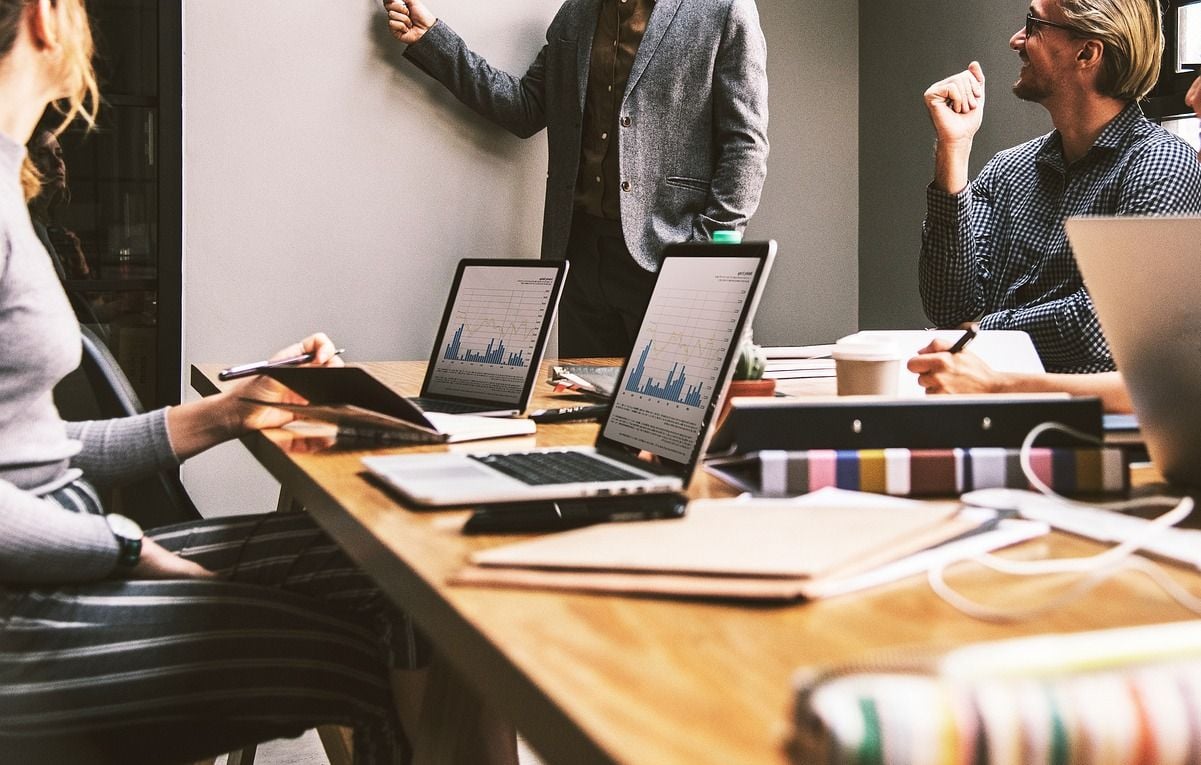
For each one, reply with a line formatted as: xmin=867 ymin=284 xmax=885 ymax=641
xmin=78 ymin=325 xmax=143 ymax=418
xmin=57 ymin=325 xmax=203 ymax=526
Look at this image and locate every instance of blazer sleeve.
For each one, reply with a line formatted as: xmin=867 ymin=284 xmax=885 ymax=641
xmin=403 ymin=20 xmax=549 ymax=139
xmin=695 ymin=0 xmax=769 ymax=239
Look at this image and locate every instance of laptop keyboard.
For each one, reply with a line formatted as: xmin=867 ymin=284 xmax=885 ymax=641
xmin=471 ymin=451 xmax=647 ymax=486
xmin=411 ymin=397 xmax=493 ymax=414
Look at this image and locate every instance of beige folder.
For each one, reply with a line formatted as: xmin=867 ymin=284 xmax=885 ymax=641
xmin=454 ymin=495 xmax=977 ymax=601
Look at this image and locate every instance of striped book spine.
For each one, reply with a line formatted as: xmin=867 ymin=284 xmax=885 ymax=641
xmin=758 ymin=447 xmax=1128 ymax=497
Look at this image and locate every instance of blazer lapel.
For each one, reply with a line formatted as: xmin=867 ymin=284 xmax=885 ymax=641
xmin=574 ymin=0 xmax=602 ymax=115
xmin=624 ymin=0 xmax=684 ymax=99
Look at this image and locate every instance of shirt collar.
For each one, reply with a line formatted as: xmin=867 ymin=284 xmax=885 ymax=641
xmin=1036 ymin=101 xmax=1145 ymax=169
xmin=1092 ymin=101 xmax=1145 ymax=150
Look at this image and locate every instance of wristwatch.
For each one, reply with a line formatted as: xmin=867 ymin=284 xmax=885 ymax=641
xmin=105 ymin=513 xmax=144 ymax=570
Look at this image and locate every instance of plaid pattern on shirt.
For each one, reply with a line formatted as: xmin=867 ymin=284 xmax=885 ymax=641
xmin=919 ymin=103 xmax=1201 ymax=373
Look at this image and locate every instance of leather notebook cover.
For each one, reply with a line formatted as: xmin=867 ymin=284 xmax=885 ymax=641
xmin=251 ymin=367 xmax=534 ymax=444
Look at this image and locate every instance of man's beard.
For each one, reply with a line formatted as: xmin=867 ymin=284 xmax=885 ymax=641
xmin=1012 ymin=74 xmax=1050 ymax=103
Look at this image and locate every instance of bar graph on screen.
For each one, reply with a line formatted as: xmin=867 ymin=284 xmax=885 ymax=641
xmin=603 ymin=257 xmax=757 ymax=463
xmin=425 ymin=267 xmax=559 ymax=401
xmin=444 ymin=324 xmax=528 ymax=367
xmin=625 ymin=341 xmax=706 ymax=407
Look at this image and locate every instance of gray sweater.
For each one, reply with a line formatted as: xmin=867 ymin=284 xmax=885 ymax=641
xmin=0 ymin=131 xmax=179 ymax=584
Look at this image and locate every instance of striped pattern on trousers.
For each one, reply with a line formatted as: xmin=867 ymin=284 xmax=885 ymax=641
xmin=0 ymin=483 xmax=427 ymax=764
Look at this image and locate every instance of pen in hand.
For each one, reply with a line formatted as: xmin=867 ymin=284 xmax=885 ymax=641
xmin=218 ymin=349 xmax=346 ymax=381
xmin=946 ymin=324 xmax=978 ymax=354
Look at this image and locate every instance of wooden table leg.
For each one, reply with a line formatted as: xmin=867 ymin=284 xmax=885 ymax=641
xmin=413 ymin=654 xmax=518 ymax=765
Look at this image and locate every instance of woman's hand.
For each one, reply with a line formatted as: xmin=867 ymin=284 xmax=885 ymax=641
xmin=166 ymin=333 xmax=344 ymax=460
xmin=128 ymin=538 xmax=217 ymax=580
xmin=226 ymin=332 xmax=345 ymax=434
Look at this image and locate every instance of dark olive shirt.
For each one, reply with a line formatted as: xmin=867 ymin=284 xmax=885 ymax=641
xmin=574 ymin=0 xmax=655 ymax=220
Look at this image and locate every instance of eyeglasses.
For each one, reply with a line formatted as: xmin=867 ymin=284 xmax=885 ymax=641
xmin=1024 ymin=12 xmax=1087 ymax=38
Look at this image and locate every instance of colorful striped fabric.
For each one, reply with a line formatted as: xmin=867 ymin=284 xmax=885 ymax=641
xmin=756 ymin=447 xmax=1129 ymax=498
xmin=791 ymin=622 xmax=1201 ymax=765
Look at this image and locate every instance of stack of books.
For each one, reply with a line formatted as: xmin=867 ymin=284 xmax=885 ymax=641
xmin=762 ymin=345 xmax=835 ymax=380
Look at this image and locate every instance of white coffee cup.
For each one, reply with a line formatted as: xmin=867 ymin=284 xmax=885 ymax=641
xmin=832 ymin=336 xmax=901 ymax=396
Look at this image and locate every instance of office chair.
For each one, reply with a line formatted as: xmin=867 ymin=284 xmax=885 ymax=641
xmin=53 ymin=324 xmax=202 ymax=526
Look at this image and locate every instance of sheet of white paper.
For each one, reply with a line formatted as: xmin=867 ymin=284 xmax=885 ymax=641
xmin=851 ymin=330 xmax=1045 ymax=397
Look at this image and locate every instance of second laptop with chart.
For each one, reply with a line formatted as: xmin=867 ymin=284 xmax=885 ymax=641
xmin=363 ymin=241 xmax=777 ymax=506
xmin=409 ymin=258 xmax=569 ymax=416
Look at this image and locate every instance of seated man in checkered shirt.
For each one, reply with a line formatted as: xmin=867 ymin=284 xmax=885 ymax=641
xmin=907 ymin=0 xmax=1201 ymax=413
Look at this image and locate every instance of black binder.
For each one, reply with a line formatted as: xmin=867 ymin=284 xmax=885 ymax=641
xmin=708 ymin=395 xmax=1104 ymax=453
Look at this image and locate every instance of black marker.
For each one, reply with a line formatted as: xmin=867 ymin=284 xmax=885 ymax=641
xmin=528 ymin=403 xmax=610 ymax=423
xmin=218 ymin=349 xmax=345 ymax=381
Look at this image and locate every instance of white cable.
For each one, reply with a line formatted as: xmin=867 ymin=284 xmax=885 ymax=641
xmin=929 ymin=421 xmax=1201 ymax=622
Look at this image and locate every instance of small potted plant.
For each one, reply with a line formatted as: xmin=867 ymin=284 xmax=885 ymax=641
xmin=720 ymin=334 xmax=776 ymax=424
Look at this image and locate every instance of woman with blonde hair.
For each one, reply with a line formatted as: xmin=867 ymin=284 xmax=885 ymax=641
xmin=0 ymin=2 xmax=443 ymax=762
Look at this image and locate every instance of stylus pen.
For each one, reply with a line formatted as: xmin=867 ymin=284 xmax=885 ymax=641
xmin=218 ymin=348 xmax=345 ymax=381
xmin=947 ymin=324 xmax=979 ymax=354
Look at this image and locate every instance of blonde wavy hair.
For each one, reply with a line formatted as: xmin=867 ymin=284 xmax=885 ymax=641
xmin=1059 ymin=0 xmax=1164 ymax=101
xmin=0 ymin=0 xmax=99 ymax=200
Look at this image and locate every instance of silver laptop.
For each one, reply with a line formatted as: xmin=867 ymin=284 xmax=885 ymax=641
xmin=410 ymin=259 xmax=569 ymax=417
xmin=363 ymin=241 xmax=777 ymax=506
xmin=1065 ymin=216 xmax=1201 ymax=487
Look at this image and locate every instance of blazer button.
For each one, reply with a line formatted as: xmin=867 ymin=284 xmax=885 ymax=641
xmin=621 ymin=181 xmax=632 ymax=192
xmin=620 ymin=116 xmax=631 ymax=128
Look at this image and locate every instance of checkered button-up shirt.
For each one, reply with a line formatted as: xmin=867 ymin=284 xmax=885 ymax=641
xmin=919 ymin=102 xmax=1201 ymax=373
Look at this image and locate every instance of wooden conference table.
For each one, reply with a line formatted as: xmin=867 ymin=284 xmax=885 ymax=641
xmin=191 ymin=360 xmax=1198 ymax=765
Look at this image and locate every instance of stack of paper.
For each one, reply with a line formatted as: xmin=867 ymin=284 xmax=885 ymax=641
xmin=762 ymin=345 xmax=836 ymax=380
xmin=451 ymin=489 xmax=1046 ymax=601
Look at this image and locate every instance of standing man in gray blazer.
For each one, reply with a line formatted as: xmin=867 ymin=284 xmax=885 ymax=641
xmin=384 ymin=0 xmax=769 ymax=356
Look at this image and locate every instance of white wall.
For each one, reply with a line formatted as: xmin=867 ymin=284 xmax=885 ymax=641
xmin=180 ymin=0 xmax=859 ymax=514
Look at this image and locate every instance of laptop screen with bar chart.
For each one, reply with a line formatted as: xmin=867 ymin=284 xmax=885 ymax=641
xmin=598 ymin=250 xmax=772 ymax=467
xmin=415 ymin=259 xmax=568 ymax=415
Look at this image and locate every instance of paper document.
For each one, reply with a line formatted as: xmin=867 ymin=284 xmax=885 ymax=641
xmin=763 ymin=344 xmax=835 ymax=359
xmin=453 ymin=489 xmax=1037 ymax=601
xmin=852 ymin=330 xmax=1044 ymax=397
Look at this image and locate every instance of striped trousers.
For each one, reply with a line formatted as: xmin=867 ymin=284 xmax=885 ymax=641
xmin=0 ymin=484 xmax=428 ymax=765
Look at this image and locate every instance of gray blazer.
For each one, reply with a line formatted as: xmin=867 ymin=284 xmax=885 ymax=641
xmin=404 ymin=0 xmax=769 ymax=270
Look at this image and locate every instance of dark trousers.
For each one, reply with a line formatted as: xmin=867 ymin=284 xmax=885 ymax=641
xmin=557 ymin=213 xmax=657 ymax=358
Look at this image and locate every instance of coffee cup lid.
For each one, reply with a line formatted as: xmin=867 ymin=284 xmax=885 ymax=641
xmin=832 ymin=335 xmax=901 ymax=361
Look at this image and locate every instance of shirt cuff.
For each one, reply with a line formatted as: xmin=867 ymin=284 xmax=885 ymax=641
xmin=925 ymin=182 xmax=971 ymax=221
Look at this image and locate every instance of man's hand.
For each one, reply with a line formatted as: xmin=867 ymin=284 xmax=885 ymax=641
xmin=924 ymin=61 xmax=986 ymax=144
xmin=384 ymin=0 xmax=436 ymax=45
xmin=924 ymin=62 xmax=984 ymax=194
xmin=906 ymin=338 xmax=1005 ymax=396
xmin=128 ymin=538 xmax=217 ymax=580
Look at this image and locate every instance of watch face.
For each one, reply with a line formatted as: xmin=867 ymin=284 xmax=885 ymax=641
xmin=106 ymin=513 xmax=144 ymax=541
